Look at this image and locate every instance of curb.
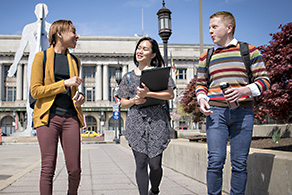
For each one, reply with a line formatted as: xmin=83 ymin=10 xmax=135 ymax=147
xmin=0 ymin=160 xmax=41 ymax=191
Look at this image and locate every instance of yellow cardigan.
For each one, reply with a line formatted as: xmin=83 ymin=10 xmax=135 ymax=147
xmin=30 ymin=45 xmax=85 ymax=128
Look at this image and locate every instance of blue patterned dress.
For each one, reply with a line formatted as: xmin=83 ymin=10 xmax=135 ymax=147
xmin=117 ymin=70 xmax=176 ymax=158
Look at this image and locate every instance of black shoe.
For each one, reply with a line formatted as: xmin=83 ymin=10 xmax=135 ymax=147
xmin=148 ymin=189 xmax=159 ymax=195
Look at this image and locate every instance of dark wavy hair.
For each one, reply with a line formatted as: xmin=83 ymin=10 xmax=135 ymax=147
xmin=133 ymin=37 xmax=165 ymax=67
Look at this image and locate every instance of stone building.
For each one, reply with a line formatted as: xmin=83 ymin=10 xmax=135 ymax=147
xmin=0 ymin=34 xmax=212 ymax=135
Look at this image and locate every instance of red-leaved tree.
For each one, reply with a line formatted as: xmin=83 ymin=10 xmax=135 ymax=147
xmin=180 ymin=76 xmax=204 ymax=122
xmin=256 ymin=22 xmax=292 ymax=123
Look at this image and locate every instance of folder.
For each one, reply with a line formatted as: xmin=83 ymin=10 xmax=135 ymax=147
xmin=138 ymin=66 xmax=171 ymax=108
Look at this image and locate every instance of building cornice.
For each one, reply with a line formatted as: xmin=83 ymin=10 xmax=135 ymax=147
xmin=0 ymin=52 xmax=198 ymax=61
xmin=0 ymin=35 xmax=214 ymax=47
xmin=0 ymin=35 xmax=22 ymax=39
xmin=75 ymin=52 xmax=132 ymax=58
xmin=0 ymin=52 xmax=29 ymax=57
xmin=78 ymin=35 xmax=141 ymax=41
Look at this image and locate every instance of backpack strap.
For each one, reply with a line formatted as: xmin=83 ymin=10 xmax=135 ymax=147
xmin=126 ymin=71 xmax=131 ymax=84
xmin=239 ymin=42 xmax=257 ymax=106
xmin=206 ymin=47 xmax=214 ymax=87
xmin=204 ymin=42 xmax=256 ymax=106
xmin=30 ymin=50 xmax=47 ymax=109
xmin=70 ymin=53 xmax=79 ymax=72
xmin=239 ymin=42 xmax=252 ymax=84
xmin=164 ymin=99 xmax=171 ymax=121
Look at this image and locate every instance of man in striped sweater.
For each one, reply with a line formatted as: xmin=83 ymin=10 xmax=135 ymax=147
xmin=195 ymin=11 xmax=270 ymax=195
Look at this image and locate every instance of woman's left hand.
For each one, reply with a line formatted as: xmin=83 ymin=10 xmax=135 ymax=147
xmin=73 ymin=93 xmax=85 ymax=107
xmin=137 ymin=83 xmax=149 ymax=98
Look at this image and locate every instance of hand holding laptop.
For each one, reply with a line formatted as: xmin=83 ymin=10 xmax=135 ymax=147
xmin=137 ymin=67 xmax=170 ymax=108
xmin=137 ymin=83 xmax=149 ymax=98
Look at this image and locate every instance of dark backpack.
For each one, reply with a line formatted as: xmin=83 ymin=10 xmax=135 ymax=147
xmin=206 ymin=42 xmax=252 ymax=87
xmin=126 ymin=71 xmax=171 ymax=121
xmin=205 ymin=42 xmax=257 ymax=105
xmin=29 ymin=50 xmax=79 ymax=109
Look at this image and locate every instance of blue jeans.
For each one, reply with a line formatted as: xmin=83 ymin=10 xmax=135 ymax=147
xmin=206 ymin=106 xmax=254 ymax=195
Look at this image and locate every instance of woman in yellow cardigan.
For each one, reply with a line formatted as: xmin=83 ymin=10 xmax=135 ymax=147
xmin=30 ymin=20 xmax=85 ymax=195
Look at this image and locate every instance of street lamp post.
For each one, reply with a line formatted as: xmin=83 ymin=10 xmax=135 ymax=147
xmin=98 ymin=111 xmax=104 ymax=134
xmin=157 ymin=0 xmax=173 ymax=127
xmin=157 ymin=0 xmax=172 ymax=66
xmin=115 ymin=64 xmax=123 ymax=144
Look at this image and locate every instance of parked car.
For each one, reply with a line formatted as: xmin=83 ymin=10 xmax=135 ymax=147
xmin=175 ymin=126 xmax=188 ymax=131
xmin=98 ymin=133 xmax=105 ymax=137
xmin=81 ymin=130 xmax=99 ymax=137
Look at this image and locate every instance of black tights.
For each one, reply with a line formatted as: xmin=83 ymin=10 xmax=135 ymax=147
xmin=133 ymin=150 xmax=163 ymax=195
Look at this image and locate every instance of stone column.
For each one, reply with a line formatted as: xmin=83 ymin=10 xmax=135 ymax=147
xmin=79 ymin=65 xmax=83 ymax=93
xmin=16 ymin=64 xmax=23 ymax=100
xmin=187 ymin=65 xmax=193 ymax=83
xmin=23 ymin=64 xmax=28 ymax=100
xmin=95 ymin=64 xmax=102 ymax=101
xmin=0 ymin=64 xmax=3 ymax=100
xmin=122 ymin=64 xmax=128 ymax=77
xmin=102 ymin=64 xmax=109 ymax=101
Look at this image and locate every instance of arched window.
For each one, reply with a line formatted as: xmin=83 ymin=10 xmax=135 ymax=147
xmin=1 ymin=116 xmax=15 ymax=135
xmin=85 ymin=115 xmax=97 ymax=132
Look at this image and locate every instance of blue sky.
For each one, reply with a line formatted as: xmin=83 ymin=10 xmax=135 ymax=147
xmin=0 ymin=0 xmax=291 ymax=47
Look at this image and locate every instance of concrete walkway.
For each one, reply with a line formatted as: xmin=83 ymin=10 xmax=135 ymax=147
xmin=0 ymin=143 xmax=208 ymax=195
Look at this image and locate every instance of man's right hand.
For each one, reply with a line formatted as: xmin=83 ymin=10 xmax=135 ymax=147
xmin=64 ymin=76 xmax=83 ymax=87
xmin=199 ymin=98 xmax=213 ymax=116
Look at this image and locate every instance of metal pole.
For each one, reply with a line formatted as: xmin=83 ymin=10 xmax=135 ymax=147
xmin=163 ymin=40 xmax=168 ymax=66
xmin=114 ymin=119 xmax=117 ymax=142
xmin=99 ymin=117 xmax=101 ymax=134
xmin=100 ymin=121 xmax=103 ymax=135
xmin=118 ymin=105 xmax=121 ymax=143
xmin=199 ymin=0 xmax=204 ymax=55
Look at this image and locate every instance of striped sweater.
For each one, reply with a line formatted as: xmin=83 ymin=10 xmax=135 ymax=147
xmin=195 ymin=43 xmax=270 ymax=107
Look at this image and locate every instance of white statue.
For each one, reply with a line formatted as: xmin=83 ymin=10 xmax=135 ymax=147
xmin=7 ymin=3 xmax=51 ymax=133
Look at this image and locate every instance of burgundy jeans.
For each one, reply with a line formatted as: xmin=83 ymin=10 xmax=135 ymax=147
xmin=36 ymin=114 xmax=81 ymax=195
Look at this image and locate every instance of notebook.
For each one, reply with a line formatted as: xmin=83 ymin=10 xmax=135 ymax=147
xmin=138 ymin=66 xmax=171 ymax=108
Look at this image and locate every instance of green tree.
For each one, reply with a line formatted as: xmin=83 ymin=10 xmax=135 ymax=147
xmin=256 ymin=22 xmax=292 ymax=123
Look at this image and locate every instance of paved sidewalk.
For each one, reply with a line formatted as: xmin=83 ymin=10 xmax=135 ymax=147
xmin=0 ymin=143 xmax=208 ymax=195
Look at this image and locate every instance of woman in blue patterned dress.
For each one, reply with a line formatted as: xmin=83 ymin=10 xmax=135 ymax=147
xmin=117 ymin=37 xmax=175 ymax=195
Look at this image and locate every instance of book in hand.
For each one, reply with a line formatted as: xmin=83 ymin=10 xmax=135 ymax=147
xmin=137 ymin=67 xmax=171 ymax=108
